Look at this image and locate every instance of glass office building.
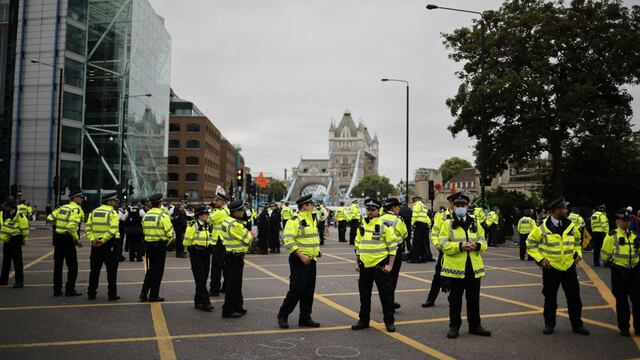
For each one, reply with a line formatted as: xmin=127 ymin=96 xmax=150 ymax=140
xmin=0 ymin=0 xmax=18 ymax=201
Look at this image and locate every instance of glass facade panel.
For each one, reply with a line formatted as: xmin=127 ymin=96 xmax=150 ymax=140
xmin=63 ymin=91 xmax=83 ymax=121
xmin=60 ymin=160 xmax=81 ymax=193
xmin=64 ymin=57 xmax=85 ymax=88
xmin=61 ymin=126 xmax=82 ymax=154
xmin=65 ymin=24 xmax=86 ymax=56
xmin=68 ymin=0 xmax=88 ymax=23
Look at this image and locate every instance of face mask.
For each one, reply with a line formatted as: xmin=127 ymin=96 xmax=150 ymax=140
xmin=454 ymin=207 xmax=467 ymax=217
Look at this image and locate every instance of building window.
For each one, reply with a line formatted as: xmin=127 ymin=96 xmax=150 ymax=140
xmin=168 ymin=156 xmax=179 ymax=165
xmin=186 ymin=123 xmax=200 ymax=132
xmin=185 ymin=173 xmax=199 ymax=182
xmin=65 ymin=24 xmax=86 ymax=56
xmin=186 ymin=189 xmax=199 ymax=199
xmin=167 ymin=189 xmax=179 ymax=198
xmin=168 ymin=173 xmax=179 ymax=181
xmin=60 ymin=160 xmax=81 ymax=193
xmin=169 ymin=139 xmax=180 ymax=148
xmin=67 ymin=0 xmax=88 ymax=23
xmin=186 ymin=156 xmax=199 ymax=165
xmin=186 ymin=140 xmax=200 ymax=149
xmin=63 ymin=92 xmax=83 ymax=121
xmin=169 ymin=123 xmax=180 ymax=132
xmin=64 ymin=58 xmax=85 ymax=88
xmin=61 ymin=126 xmax=82 ymax=154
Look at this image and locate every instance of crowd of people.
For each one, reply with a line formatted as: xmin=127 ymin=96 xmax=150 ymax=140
xmin=0 ymin=190 xmax=638 ymax=338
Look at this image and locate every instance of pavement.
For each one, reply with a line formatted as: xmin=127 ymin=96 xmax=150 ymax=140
xmin=0 ymin=227 xmax=638 ymax=360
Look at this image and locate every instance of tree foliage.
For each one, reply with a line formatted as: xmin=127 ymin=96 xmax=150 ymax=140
xmin=443 ymin=0 xmax=640 ymax=198
xmin=486 ymin=186 xmax=541 ymax=213
xmin=439 ymin=157 xmax=473 ymax=183
xmin=351 ymin=175 xmax=395 ymax=199
xmin=263 ymin=179 xmax=288 ymax=201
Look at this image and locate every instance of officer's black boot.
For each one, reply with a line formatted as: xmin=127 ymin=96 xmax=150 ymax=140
xmin=351 ymin=321 xmax=370 ymax=330
xmin=447 ymin=327 xmax=459 ymax=339
xmin=277 ymin=316 xmax=289 ymax=329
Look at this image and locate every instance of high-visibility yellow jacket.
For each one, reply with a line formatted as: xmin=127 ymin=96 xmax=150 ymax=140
xmin=86 ymin=204 xmax=119 ymax=244
xmin=48 ymin=202 xmax=84 ymax=241
xmin=221 ymin=216 xmax=251 ymax=253
xmin=17 ymin=204 xmax=28 ymax=218
xmin=602 ymin=228 xmax=639 ymax=269
xmin=486 ymin=211 xmax=499 ymax=227
xmin=568 ymin=213 xmax=585 ymax=228
xmin=281 ymin=206 xmax=293 ymax=221
xmin=0 ymin=211 xmax=29 ymax=242
xmin=208 ymin=206 xmax=229 ymax=241
xmin=335 ymin=206 xmax=347 ymax=222
xmin=590 ymin=211 xmax=609 ymax=233
xmin=438 ymin=217 xmax=487 ymax=279
xmin=183 ymin=221 xmax=214 ymax=247
xmin=381 ymin=212 xmax=408 ymax=247
xmin=412 ymin=201 xmax=429 ymax=225
xmin=431 ymin=209 xmax=452 ymax=248
xmin=356 ymin=216 xmax=398 ymax=268
xmin=283 ymin=211 xmax=320 ymax=260
xmin=142 ymin=207 xmax=174 ymax=243
xmin=349 ymin=204 xmax=361 ymax=222
xmin=527 ymin=219 xmax=582 ymax=271
xmin=315 ymin=205 xmax=326 ymax=222
xmin=473 ymin=207 xmax=487 ymax=224
xmin=517 ymin=216 xmax=535 ymax=235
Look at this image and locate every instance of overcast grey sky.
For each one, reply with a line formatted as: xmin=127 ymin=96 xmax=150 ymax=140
xmin=150 ymin=0 xmax=640 ymax=184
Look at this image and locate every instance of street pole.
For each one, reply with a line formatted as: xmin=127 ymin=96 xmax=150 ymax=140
xmin=426 ymin=4 xmax=487 ymax=204
xmin=381 ymin=78 xmax=410 ymax=203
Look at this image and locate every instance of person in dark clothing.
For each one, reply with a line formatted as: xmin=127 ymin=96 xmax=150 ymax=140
xmin=269 ymin=204 xmax=282 ymax=253
xmin=124 ymin=201 xmax=144 ymax=262
xmin=257 ymin=205 xmax=271 ymax=254
xmin=172 ymin=204 xmax=188 ymax=258
xmin=398 ymin=204 xmax=413 ymax=259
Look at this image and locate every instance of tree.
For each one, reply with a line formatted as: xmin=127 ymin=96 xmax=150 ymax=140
xmin=443 ymin=0 xmax=640 ymax=198
xmin=351 ymin=175 xmax=395 ymax=199
xmin=439 ymin=157 xmax=472 ymax=183
xmin=263 ymin=179 xmax=287 ymax=201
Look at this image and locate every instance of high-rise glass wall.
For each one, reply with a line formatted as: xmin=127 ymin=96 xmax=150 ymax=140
xmin=0 ymin=0 xmax=17 ymax=200
xmin=83 ymin=0 xmax=170 ymax=206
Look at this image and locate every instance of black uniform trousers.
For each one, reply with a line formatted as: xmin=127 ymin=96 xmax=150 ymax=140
xmin=222 ymin=252 xmax=245 ymax=314
xmin=270 ymin=227 xmax=281 ymax=252
xmin=610 ymin=266 xmax=640 ymax=332
xmin=338 ymin=221 xmax=347 ymax=242
xmin=189 ymin=246 xmax=211 ymax=306
xmin=592 ymin=232 xmax=606 ymax=266
xmin=174 ymin=227 xmax=186 ymax=255
xmin=318 ymin=221 xmax=325 ymax=245
xmin=209 ymin=240 xmax=226 ymax=294
xmin=390 ymin=244 xmax=404 ymax=300
xmin=53 ymin=233 xmax=79 ymax=294
xmin=278 ymin=254 xmax=317 ymax=321
xmin=141 ymin=241 xmax=167 ymax=298
xmin=426 ymin=251 xmax=444 ymax=303
xmin=358 ymin=259 xmax=395 ymax=325
xmin=447 ymin=257 xmax=482 ymax=330
xmin=127 ymin=233 xmax=144 ymax=261
xmin=411 ymin=222 xmax=432 ymax=261
xmin=487 ymin=224 xmax=497 ymax=246
xmin=542 ymin=264 xmax=583 ymax=329
xmin=349 ymin=220 xmax=359 ymax=245
xmin=0 ymin=236 xmax=24 ymax=284
xmin=257 ymin=230 xmax=269 ymax=253
xmin=519 ymin=233 xmax=532 ymax=260
xmin=88 ymin=242 xmax=119 ymax=298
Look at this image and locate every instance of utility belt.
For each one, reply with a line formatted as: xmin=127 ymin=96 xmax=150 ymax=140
xmin=189 ymin=245 xmax=212 ymax=252
xmin=144 ymin=241 xmax=167 ymax=249
xmin=359 ymin=257 xmax=389 ymax=271
xmin=225 ymin=251 xmax=245 ymax=258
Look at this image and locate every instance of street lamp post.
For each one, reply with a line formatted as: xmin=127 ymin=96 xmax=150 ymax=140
xmin=426 ymin=4 xmax=487 ymax=203
xmin=381 ymin=78 xmax=410 ymax=203
xmin=30 ymin=59 xmax=63 ymax=206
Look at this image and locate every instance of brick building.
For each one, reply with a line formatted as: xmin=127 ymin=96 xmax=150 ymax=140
xmin=167 ymin=90 xmax=244 ymax=202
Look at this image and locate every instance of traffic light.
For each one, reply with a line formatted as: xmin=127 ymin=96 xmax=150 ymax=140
xmin=236 ymin=169 xmax=244 ymax=189
xmin=428 ymin=180 xmax=435 ymax=200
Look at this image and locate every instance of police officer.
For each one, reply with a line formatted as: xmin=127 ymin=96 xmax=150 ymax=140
xmin=277 ymin=194 xmax=321 ymax=329
xmin=208 ymin=192 xmax=230 ymax=296
xmin=172 ymin=203 xmax=188 ymax=258
xmin=124 ymin=200 xmax=145 ymax=262
xmin=348 ymin=199 xmax=361 ymax=245
xmin=351 ymin=199 xmax=398 ymax=332
xmin=270 ymin=202 xmax=282 ymax=253
xmin=315 ymin=202 xmax=327 ymax=246
xmin=86 ymin=192 xmax=121 ymax=301
xmin=422 ymin=194 xmax=454 ymax=308
xmin=601 ymin=208 xmax=639 ymax=337
xmin=410 ymin=196 xmax=434 ymax=263
xmin=335 ymin=201 xmax=348 ymax=242
xmin=438 ymin=193 xmax=491 ymax=339
xmin=184 ymin=206 xmax=215 ymax=312
xmin=381 ymin=198 xmax=407 ymax=310
xmin=0 ymin=197 xmax=29 ymax=288
xmin=527 ymin=197 xmax=589 ymax=336
xmin=221 ymin=201 xmax=253 ymax=318
xmin=486 ymin=207 xmax=500 ymax=247
xmin=517 ymin=209 xmax=535 ymax=261
xmin=48 ymin=189 xmax=84 ymax=297
xmin=257 ymin=204 xmax=270 ymax=254
xmin=140 ymin=193 xmax=174 ymax=302
xmin=590 ymin=204 xmax=609 ymax=266
xmin=281 ymin=202 xmax=293 ymax=229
